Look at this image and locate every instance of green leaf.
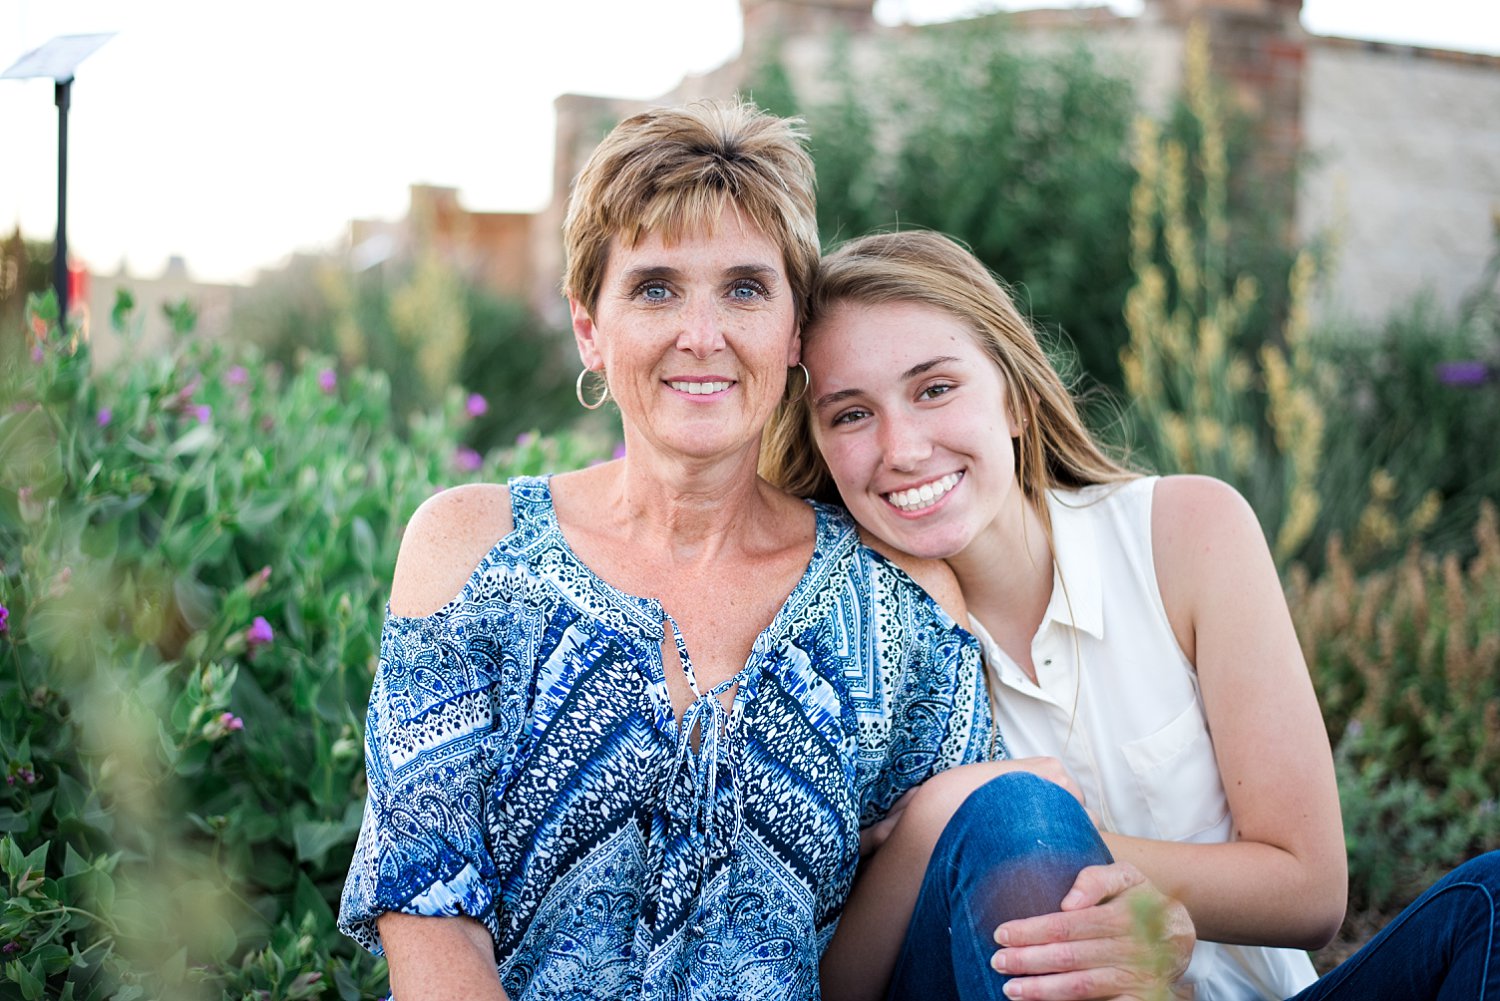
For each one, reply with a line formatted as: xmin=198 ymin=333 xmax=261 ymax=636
xmin=293 ymin=871 xmax=337 ymax=934
xmin=62 ymin=843 xmax=90 ymax=878
xmin=164 ymin=423 xmax=216 ymax=461
xmin=17 ymin=957 xmax=44 ymax=1000
xmin=110 ymin=288 xmax=136 ymax=332
xmin=351 ymin=516 xmax=376 ymax=571
xmin=292 ymin=819 xmax=348 ymax=868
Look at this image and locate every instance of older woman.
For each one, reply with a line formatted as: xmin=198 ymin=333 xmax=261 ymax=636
xmin=338 ymin=102 xmax=1188 ymax=1001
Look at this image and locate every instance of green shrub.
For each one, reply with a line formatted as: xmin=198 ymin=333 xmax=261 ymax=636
xmin=229 ymin=253 xmax=585 ymax=451
xmin=1289 ymin=502 xmax=1500 ymax=915
xmin=753 ymin=17 xmax=1139 ymax=390
xmin=0 ymin=290 xmax=609 ymax=998
xmin=1308 ymin=296 xmax=1500 ymax=570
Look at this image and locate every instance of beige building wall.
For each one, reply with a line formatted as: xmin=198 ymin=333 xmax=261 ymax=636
xmin=1298 ymin=40 xmax=1500 ymax=323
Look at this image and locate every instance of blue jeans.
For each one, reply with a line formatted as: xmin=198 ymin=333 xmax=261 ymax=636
xmin=886 ymin=772 xmax=1113 ymax=1001
xmin=886 ymin=773 xmax=1500 ymax=1000
xmin=1291 ymin=850 xmax=1499 ymax=1000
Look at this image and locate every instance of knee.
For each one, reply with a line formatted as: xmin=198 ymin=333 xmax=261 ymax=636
xmin=1449 ymin=850 xmax=1500 ymax=893
xmin=937 ymin=771 xmax=1106 ymax=866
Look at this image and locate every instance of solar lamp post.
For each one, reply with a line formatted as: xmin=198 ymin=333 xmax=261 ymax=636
xmin=2 ymin=33 xmax=115 ymax=321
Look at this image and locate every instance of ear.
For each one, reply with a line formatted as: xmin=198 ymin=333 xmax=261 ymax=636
xmin=786 ymin=324 xmax=803 ymax=367
xmin=1005 ymin=385 xmax=1031 ymax=439
xmin=570 ymin=297 xmax=605 ymax=371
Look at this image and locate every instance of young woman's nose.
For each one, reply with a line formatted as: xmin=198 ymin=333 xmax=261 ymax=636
xmin=676 ymin=296 xmax=727 ymax=358
xmin=878 ymin=413 xmax=931 ymax=471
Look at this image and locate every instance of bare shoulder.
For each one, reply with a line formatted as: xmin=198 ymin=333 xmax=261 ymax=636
xmin=1150 ymin=475 xmax=1279 ymax=656
xmin=389 ymin=483 xmax=514 ymax=618
xmin=1150 ymin=474 xmax=1268 ymax=560
xmin=857 ymin=527 xmax=970 ymax=627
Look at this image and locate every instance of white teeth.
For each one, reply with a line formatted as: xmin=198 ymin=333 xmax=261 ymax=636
xmin=885 ymin=473 xmax=962 ymax=513
xmin=668 ymin=381 xmax=732 ymax=395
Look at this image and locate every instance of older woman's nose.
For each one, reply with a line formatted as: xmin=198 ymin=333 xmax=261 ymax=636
xmin=676 ymin=298 xmax=728 ymax=358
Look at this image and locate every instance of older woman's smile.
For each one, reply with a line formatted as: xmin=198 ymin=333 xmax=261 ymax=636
xmin=667 ymin=378 xmax=735 ymax=396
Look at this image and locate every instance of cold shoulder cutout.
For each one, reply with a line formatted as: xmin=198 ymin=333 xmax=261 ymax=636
xmin=388 ymin=482 xmax=515 ymax=619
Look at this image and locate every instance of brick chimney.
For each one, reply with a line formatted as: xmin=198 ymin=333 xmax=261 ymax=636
xmin=1146 ymin=0 xmax=1306 ymax=222
xmin=740 ymin=0 xmax=876 ymax=64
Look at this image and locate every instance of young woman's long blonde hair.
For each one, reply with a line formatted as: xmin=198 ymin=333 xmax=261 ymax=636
xmin=761 ymin=230 xmax=1137 ymax=538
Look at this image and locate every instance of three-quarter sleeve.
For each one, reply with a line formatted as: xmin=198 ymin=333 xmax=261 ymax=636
xmin=338 ymin=608 xmax=519 ymax=954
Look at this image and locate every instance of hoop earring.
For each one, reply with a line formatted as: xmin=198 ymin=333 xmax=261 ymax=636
xmin=784 ymin=362 xmax=810 ymax=405
xmin=576 ymin=368 xmax=610 ymax=410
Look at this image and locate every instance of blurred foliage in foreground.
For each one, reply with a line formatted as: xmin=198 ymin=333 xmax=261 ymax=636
xmin=0 ymin=291 xmax=611 ymax=999
xmin=227 ymin=251 xmax=589 ymax=452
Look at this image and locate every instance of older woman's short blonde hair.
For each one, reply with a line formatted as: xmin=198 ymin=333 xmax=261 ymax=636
xmin=561 ymin=99 xmax=820 ymax=327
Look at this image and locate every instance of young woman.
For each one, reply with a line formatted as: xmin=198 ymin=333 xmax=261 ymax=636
xmin=763 ymin=229 xmax=1500 ymax=1001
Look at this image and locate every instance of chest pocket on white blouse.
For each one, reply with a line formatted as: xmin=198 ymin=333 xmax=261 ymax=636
xmin=1119 ymin=700 xmax=1230 ymax=842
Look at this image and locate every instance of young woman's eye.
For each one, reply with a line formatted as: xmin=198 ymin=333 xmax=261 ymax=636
xmin=919 ymin=382 xmax=955 ymax=401
xmin=830 ymin=407 xmax=870 ymax=427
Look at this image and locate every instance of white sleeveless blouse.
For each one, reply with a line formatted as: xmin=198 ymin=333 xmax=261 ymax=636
xmin=967 ymin=477 xmax=1318 ymax=1001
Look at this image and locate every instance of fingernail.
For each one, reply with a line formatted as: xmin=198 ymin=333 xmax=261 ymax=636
xmin=1061 ymin=890 xmax=1083 ymax=908
xmin=994 ymin=926 xmax=1010 ymax=946
xmin=991 ymin=950 xmax=1007 ymax=972
xmin=1003 ymin=983 xmax=1022 ymax=999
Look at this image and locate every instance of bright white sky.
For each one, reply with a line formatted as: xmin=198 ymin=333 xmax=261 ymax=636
xmin=3 ymin=0 xmax=1498 ymax=286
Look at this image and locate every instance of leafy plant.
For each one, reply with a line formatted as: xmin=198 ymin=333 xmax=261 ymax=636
xmin=0 ymin=289 xmax=610 ymax=998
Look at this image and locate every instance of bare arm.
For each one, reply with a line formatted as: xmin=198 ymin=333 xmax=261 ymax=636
xmin=379 ymin=913 xmax=508 ymax=1001
xmin=1100 ymin=475 xmax=1346 ymax=950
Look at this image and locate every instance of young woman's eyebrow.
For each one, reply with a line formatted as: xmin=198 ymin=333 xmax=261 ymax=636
xmin=813 ymin=356 xmax=963 ymax=411
xmin=901 ymin=356 xmax=961 ymax=381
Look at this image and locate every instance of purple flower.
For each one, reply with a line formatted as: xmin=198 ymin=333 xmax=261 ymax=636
xmin=0 ymin=604 xmax=8 ymax=634
xmin=192 ymin=404 xmax=212 ymax=425
xmin=453 ymin=446 xmax=483 ymax=472
xmin=246 ymin=616 xmax=274 ymax=653
xmin=318 ymin=369 xmax=338 ymax=395
xmin=465 ymin=393 xmax=488 ymax=418
xmin=1435 ymin=360 xmax=1492 ymax=387
xmin=2 ymin=941 xmax=18 ymax=954
xmin=97 ymin=407 xmax=112 ymax=428
xmin=30 ymin=344 xmax=43 ymax=363
xmin=226 ymin=365 xmax=248 ymax=386
xmin=515 ymin=431 xmax=537 ymax=448
xmin=219 ymin=712 xmax=245 ymax=733
xmin=612 ymin=442 xmax=627 ymax=460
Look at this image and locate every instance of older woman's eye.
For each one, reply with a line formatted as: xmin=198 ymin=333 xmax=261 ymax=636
xmin=636 ymin=282 xmax=673 ymax=302
xmin=728 ymin=279 xmax=768 ymax=300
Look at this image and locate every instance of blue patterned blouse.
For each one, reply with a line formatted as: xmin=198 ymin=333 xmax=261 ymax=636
xmin=339 ymin=476 xmax=998 ymax=1001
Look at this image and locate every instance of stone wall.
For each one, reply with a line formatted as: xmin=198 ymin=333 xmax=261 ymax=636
xmin=1298 ymin=38 xmax=1500 ymax=323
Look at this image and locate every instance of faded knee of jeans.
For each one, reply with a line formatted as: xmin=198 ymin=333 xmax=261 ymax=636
xmin=934 ymin=772 xmax=1092 ymax=866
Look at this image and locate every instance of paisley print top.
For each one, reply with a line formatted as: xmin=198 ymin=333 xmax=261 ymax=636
xmin=339 ymin=476 xmax=997 ymax=1001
